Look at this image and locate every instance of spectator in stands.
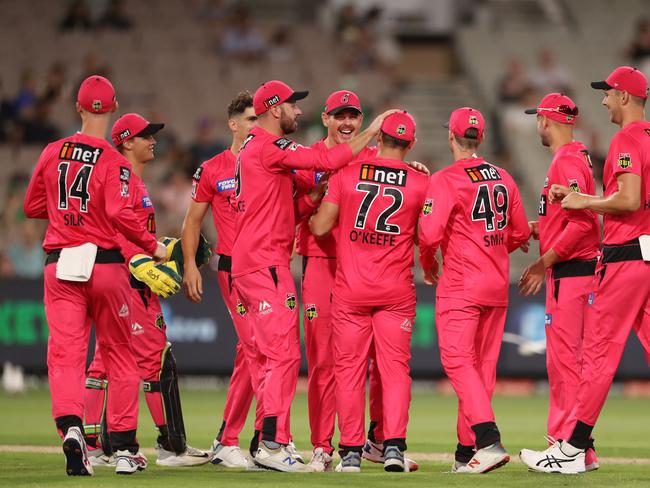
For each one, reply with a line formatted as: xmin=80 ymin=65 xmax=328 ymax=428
xmin=268 ymin=27 xmax=296 ymax=64
xmin=0 ymin=77 xmax=16 ymax=142
xmin=40 ymin=62 xmax=67 ymax=105
xmin=498 ymin=58 xmax=532 ymax=104
xmin=98 ymin=0 xmax=132 ymax=31
xmin=626 ymin=18 xmax=650 ymax=77
xmin=221 ymin=6 xmax=265 ymax=63
xmin=336 ymin=4 xmax=361 ymax=41
xmin=59 ymin=0 xmax=93 ymax=31
xmin=7 ymin=220 xmax=45 ymax=279
xmin=187 ymin=117 xmax=227 ymax=173
xmin=530 ymin=48 xmax=573 ymax=95
xmin=21 ymin=101 xmax=61 ymax=144
xmin=13 ymin=70 xmax=38 ymax=114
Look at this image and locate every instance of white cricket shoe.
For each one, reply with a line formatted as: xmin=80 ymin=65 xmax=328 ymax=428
xmin=287 ymin=441 xmax=305 ymax=464
xmin=62 ymin=426 xmax=93 ymax=476
xmin=519 ymin=440 xmax=585 ymax=474
xmin=156 ymin=444 xmax=211 ymax=467
xmin=308 ymin=447 xmax=333 ymax=472
xmin=253 ymin=442 xmax=313 ymax=472
xmin=210 ymin=441 xmax=249 ymax=468
xmin=361 ymin=440 xmax=419 ymax=471
xmin=451 ymin=460 xmax=467 ymax=473
xmin=383 ymin=446 xmax=405 ymax=472
xmin=454 ymin=442 xmax=510 ymax=474
xmin=115 ymin=450 xmax=147 ymax=475
xmin=335 ymin=451 xmax=361 ymax=473
xmin=87 ymin=447 xmax=115 ymax=467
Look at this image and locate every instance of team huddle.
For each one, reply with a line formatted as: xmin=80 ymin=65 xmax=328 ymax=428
xmin=23 ymin=65 xmax=649 ymax=476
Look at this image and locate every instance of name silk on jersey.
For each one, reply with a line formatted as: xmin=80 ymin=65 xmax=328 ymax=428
xmin=295 ymin=143 xmax=379 ymax=258
xmin=192 ymin=149 xmax=237 ymax=256
xmin=419 ymin=157 xmax=530 ymax=306
xmin=602 ymin=120 xmax=650 ymax=245
xmin=323 ymin=157 xmax=429 ymax=305
xmin=23 ymin=132 xmax=157 ymax=254
xmin=538 ymin=141 xmax=599 ymax=260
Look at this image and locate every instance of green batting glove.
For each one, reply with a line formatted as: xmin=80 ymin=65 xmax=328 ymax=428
xmin=160 ymin=234 xmax=212 ymax=275
xmin=128 ymin=254 xmax=182 ymax=298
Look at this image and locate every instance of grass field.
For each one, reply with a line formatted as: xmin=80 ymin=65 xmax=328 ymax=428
xmin=1 ymin=387 xmax=650 ymax=487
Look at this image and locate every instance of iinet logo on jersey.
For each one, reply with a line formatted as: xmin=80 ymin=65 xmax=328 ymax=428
xmin=59 ymin=142 xmax=103 ymax=165
xmin=465 ymin=163 xmax=502 ymax=183
xmin=359 ymin=164 xmax=407 ymax=186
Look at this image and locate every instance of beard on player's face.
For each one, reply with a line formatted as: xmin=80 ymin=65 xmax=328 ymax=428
xmin=280 ymin=107 xmax=298 ymax=134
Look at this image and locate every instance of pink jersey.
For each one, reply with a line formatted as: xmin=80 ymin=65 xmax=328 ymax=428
xmin=538 ymin=141 xmax=600 ymax=260
xmin=323 ymin=157 xmax=429 ymax=305
xmin=295 ymin=144 xmax=378 ymax=258
xmin=192 ymin=149 xmax=237 ymax=256
xmin=601 ymin=120 xmax=650 ymax=245
xmin=419 ymin=157 xmax=529 ymax=306
xmin=232 ymin=125 xmax=354 ymax=277
xmin=23 ymin=133 xmax=157 ymax=255
xmin=116 ymin=172 xmax=156 ymax=261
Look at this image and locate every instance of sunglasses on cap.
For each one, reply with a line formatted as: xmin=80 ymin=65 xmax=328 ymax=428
xmin=537 ymin=105 xmax=579 ymax=116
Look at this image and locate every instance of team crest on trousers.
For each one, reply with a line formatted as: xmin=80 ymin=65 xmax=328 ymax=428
xmin=285 ymin=293 xmax=297 ymax=311
xmin=305 ymin=304 xmax=318 ymax=320
xmin=236 ymin=300 xmax=247 ymax=316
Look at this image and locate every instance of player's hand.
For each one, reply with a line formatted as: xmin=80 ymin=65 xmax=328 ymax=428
xmin=129 ymin=254 xmax=182 ymax=298
xmin=549 ymin=184 xmax=570 ymax=204
xmin=407 ymin=161 xmax=430 ymax=175
xmin=308 ymin=175 xmax=329 ymax=203
xmin=528 ymin=221 xmax=539 ymax=240
xmin=520 ymin=241 xmax=530 ymax=253
xmin=366 ymin=109 xmax=400 ymax=136
xmin=153 ymin=242 xmax=168 ymax=262
xmin=183 ymin=262 xmax=203 ymax=303
xmin=561 ymin=191 xmax=589 ymax=210
xmin=422 ymin=258 xmax=439 ymax=285
xmin=518 ymin=259 xmax=545 ymax=296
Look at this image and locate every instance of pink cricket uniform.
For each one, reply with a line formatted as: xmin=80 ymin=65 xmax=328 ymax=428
xmin=192 ymin=149 xmax=260 ymax=445
xmin=325 ymin=157 xmax=428 ymax=451
xmin=419 ymin=156 xmax=529 ymax=448
xmin=84 ymin=172 xmax=168 ymax=440
xmin=294 ymin=143 xmax=378 ymax=453
xmin=537 ymin=141 xmax=600 ymax=441
xmin=24 ymin=133 xmax=157 ymax=440
xmin=571 ymin=121 xmax=650 ymax=434
xmin=232 ymin=125 xmax=354 ymax=444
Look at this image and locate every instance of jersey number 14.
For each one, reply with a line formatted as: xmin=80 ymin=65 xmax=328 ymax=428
xmin=58 ymin=162 xmax=93 ymax=213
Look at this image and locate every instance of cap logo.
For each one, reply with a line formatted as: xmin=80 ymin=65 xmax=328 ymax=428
xmin=264 ymin=95 xmax=281 ymax=108
xmin=92 ymin=100 xmax=102 ymax=112
xmin=341 ymin=93 xmax=350 ymax=103
xmin=118 ymin=129 xmax=131 ymax=141
xmin=469 ymin=115 xmax=478 ymax=125
xmin=566 ymin=115 xmax=574 ymax=122
xmin=396 ymin=124 xmax=407 ymax=135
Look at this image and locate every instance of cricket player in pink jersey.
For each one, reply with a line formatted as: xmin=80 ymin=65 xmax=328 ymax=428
xmin=182 ymin=91 xmax=261 ymax=468
xmin=419 ymin=108 xmax=530 ymax=474
xmin=232 ymin=79 xmax=393 ymax=472
xmin=294 ymin=89 xmax=377 ymax=471
xmin=310 ymin=111 xmax=428 ymax=473
xmin=521 ymin=67 xmax=650 ymax=474
xmin=83 ymin=113 xmax=210 ymax=469
xmin=23 ymin=76 xmax=168 ymax=476
xmin=518 ymin=93 xmax=600 ymax=470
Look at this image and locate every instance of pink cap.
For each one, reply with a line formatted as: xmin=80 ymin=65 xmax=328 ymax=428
xmin=381 ymin=110 xmax=416 ymax=142
xmin=324 ymin=90 xmax=362 ymax=115
xmin=524 ymin=93 xmax=579 ymax=125
xmin=77 ymin=75 xmax=116 ymax=114
xmin=253 ymin=80 xmax=308 ymax=116
xmin=591 ymin=66 xmax=648 ymax=99
xmin=445 ymin=107 xmax=485 ymax=141
xmin=111 ymin=113 xmax=164 ymax=146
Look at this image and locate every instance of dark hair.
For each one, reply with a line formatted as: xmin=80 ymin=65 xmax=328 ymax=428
xmin=454 ymin=127 xmax=480 ymax=150
xmin=227 ymin=91 xmax=253 ymax=118
xmin=380 ymin=132 xmax=410 ymax=149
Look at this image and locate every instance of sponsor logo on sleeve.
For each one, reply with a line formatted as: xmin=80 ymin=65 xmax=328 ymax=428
xmin=59 ymin=142 xmax=103 ymax=164
xmin=617 ymin=153 xmax=631 ymax=169
xmin=580 ymin=149 xmax=593 ymax=168
xmin=119 ymin=166 xmax=131 ymax=182
xmin=545 ymin=313 xmax=552 ymax=326
xmin=422 ymin=198 xmax=433 ymax=216
xmin=359 ymin=164 xmax=407 ymax=186
xmin=141 ymin=196 xmax=153 ymax=208
xmin=305 ymin=304 xmax=318 ymax=321
xmin=285 ymin=293 xmax=296 ymax=311
xmin=568 ymin=179 xmax=580 ymax=192
xmin=193 ymin=166 xmax=203 ymax=181
xmin=465 ymin=163 xmax=502 ymax=183
xmin=544 ymin=177 xmax=549 ymax=188
xmin=217 ymin=178 xmax=236 ymax=192
xmin=273 ymin=138 xmax=294 ymax=150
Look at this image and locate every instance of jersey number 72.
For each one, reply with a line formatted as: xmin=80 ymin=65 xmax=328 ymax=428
xmin=354 ymin=183 xmax=403 ymax=234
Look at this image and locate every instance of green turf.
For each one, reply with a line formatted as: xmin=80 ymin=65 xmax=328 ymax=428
xmin=1 ymin=388 xmax=650 ymax=486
